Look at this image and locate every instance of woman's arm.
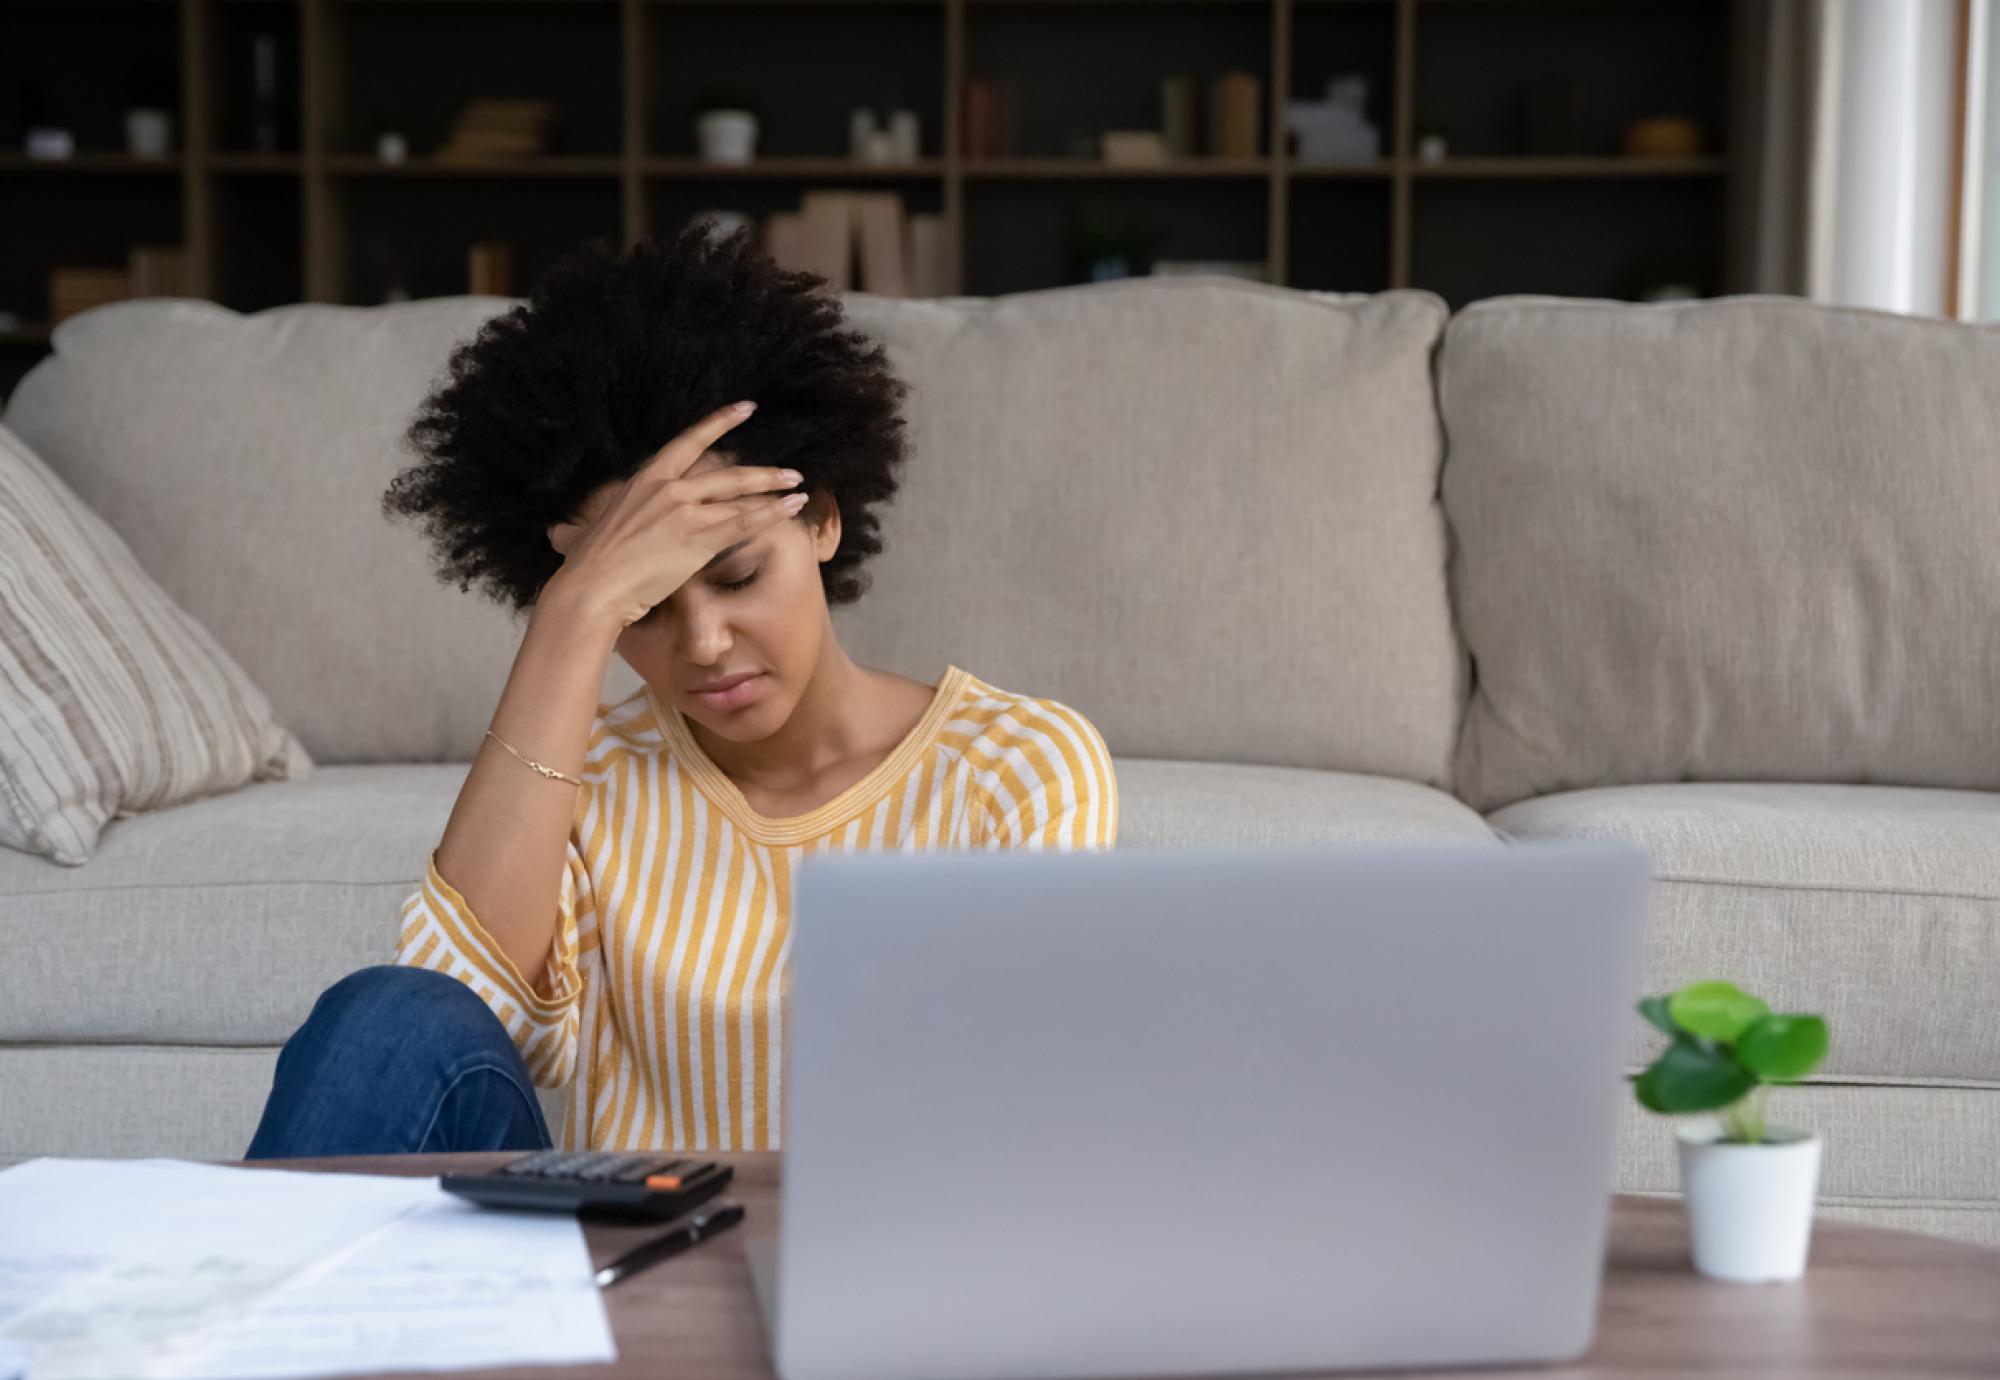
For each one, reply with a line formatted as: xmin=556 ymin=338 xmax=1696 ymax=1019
xmin=431 ymin=573 xmax=619 ymax=994
xmin=426 ymin=399 xmax=801 ymax=991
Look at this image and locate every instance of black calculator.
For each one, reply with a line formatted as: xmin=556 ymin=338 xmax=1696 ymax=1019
xmin=440 ymin=1151 xmax=733 ymax=1221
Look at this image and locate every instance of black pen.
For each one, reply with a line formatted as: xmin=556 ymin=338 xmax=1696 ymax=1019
xmin=594 ymin=1202 xmax=745 ymax=1289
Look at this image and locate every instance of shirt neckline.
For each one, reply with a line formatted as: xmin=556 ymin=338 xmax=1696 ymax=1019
xmin=643 ymin=665 xmax=970 ymax=846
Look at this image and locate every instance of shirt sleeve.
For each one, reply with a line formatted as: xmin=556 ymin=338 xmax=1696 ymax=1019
xmin=978 ymin=698 xmax=1119 ymax=851
xmin=395 ymin=836 xmax=594 ymax=1089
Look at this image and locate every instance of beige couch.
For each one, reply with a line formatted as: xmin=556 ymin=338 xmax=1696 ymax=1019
xmin=2 ymin=281 xmax=1994 ymax=1246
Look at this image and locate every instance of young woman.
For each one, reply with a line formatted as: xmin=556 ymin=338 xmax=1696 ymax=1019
xmin=245 ymin=224 xmax=1117 ymax=1159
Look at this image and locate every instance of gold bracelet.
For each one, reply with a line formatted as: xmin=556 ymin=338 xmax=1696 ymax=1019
xmin=484 ymin=729 xmax=585 ymax=787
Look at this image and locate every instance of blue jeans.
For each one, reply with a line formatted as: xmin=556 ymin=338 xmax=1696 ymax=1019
xmin=244 ymin=965 xmax=555 ymax=1159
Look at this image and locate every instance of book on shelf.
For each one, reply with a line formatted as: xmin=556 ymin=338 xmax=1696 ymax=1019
xmin=467 ymin=242 xmax=515 ymax=296
xmin=767 ymin=193 xmax=854 ymax=288
xmin=127 ymin=246 xmax=187 ymax=298
xmin=961 ymin=76 xmax=1018 ymax=160
xmin=762 ymin=193 xmax=950 ymax=297
xmin=906 ymin=213 xmax=949 ymax=298
xmin=850 ymin=193 xmax=906 ymax=297
xmin=50 ymin=268 xmax=131 ymax=324
xmin=435 ymin=100 xmax=559 ymax=163
xmin=1102 ymin=131 xmax=1169 ymax=167
xmin=1207 ymin=71 xmax=1261 ymax=157
xmin=1161 ymin=75 xmax=1201 ymax=158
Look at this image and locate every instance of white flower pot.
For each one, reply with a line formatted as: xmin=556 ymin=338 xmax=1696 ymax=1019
xmin=696 ymin=110 xmax=758 ymax=165
xmin=1676 ymin=1120 xmax=1822 ymax=1282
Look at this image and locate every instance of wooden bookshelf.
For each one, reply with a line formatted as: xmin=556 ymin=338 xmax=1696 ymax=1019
xmin=3 ymin=0 xmax=1738 ymax=396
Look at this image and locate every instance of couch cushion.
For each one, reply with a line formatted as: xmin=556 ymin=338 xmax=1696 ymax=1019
xmin=0 ymin=756 xmax=1490 ymax=1046
xmin=1441 ymin=295 xmax=2000 ymax=812
xmin=0 ymin=764 xmax=454 ymax=1045
xmin=835 ymin=280 xmax=1465 ymax=786
xmin=1487 ymin=783 xmax=2000 ymax=1084
xmin=3 ymin=280 xmax=1465 ymax=787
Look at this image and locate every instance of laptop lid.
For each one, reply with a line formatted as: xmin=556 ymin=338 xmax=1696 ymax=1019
xmin=771 ymin=841 xmax=1650 ymax=1380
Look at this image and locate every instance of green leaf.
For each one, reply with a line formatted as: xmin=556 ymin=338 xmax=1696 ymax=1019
xmin=1634 ymin=1039 xmax=1756 ymax=1114
xmin=1736 ymin=1015 xmax=1829 ymax=1083
xmin=1669 ymin=981 xmax=1770 ymax=1044
xmin=1637 ymin=995 xmax=1679 ymax=1036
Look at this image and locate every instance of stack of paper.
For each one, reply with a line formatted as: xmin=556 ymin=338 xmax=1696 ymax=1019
xmin=0 ymin=1159 xmax=614 ymax=1380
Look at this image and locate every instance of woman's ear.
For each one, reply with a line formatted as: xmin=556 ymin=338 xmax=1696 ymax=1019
xmin=806 ymin=491 xmax=841 ymax=563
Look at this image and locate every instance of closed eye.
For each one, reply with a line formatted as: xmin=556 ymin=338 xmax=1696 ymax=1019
xmin=715 ymin=569 xmax=760 ymax=593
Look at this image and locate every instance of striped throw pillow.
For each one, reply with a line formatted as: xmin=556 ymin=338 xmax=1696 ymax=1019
xmin=0 ymin=422 xmax=312 ymax=866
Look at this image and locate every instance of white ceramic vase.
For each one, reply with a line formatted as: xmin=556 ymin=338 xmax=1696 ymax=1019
xmin=125 ymin=108 xmax=173 ymax=159
xmin=1676 ymin=1120 xmax=1822 ymax=1282
xmin=696 ymin=110 xmax=758 ymax=165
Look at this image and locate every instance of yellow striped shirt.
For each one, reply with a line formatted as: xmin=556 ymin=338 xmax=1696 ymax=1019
xmin=396 ymin=665 xmax=1118 ymax=1151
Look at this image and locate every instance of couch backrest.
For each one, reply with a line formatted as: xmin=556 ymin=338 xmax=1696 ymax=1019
xmin=2 ymin=279 xmax=1467 ymax=785
xmin=834 ymin=280 xmax=1463 ymax=785
xmin=1440 ymin=295 xmax=2000 ymax=811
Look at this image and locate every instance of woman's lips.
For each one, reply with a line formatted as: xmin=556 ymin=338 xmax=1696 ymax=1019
xmin=690 ymin=672 xmax=765 ymax=712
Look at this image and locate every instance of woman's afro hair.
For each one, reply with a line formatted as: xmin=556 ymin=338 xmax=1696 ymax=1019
xmin=383 ymin=220 xmax=911 ymax=612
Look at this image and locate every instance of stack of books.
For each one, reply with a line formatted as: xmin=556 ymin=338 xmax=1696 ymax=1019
xmin=764 ymin=192 xmax=950 ymax=297
xmin=50 ymin=269 xmax=129 ymax=325
xmin=128 ymin=246 xmax=187 ymax=297
xmin=436 ymin=101 xmax=558 ymax=162
xmin=467 ymin=242 xmax=515 ymax=295
xmin=49 ymin=246 xmax=188 ymax=323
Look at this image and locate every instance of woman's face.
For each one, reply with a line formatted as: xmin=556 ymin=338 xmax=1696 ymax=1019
xmin=597 ymin=450 xmax=842 ymax=743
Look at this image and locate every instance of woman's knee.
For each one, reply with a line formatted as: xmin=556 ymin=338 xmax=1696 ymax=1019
xmin=285 ymin=965 xmax=513 ymax=1070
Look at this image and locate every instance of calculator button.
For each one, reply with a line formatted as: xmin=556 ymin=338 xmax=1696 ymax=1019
xmin=574 ymin=1155 xmax=628 ymax=1182
xmin=580 ymin=1152 xmax=632 ymax=1184
xmin=500 ymin=1151 xmax=564 ymax=1177
xmin=611 ymin=1158 xmax=679 ymax=1183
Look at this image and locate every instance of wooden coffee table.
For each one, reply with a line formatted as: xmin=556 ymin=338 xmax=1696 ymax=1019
xmin=247 ymin=1153 xmax=1998 ymax=1379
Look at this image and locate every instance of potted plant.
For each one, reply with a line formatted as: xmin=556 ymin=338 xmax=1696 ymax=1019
xmin=693 ymin=87 xmax=761 ymax=165
xmin=1634 ymin=980 xmax=1829 ymax=1283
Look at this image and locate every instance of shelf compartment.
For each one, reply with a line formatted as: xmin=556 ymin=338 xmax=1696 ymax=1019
xmin=0 ymin=1 xmax=181 ymax=156
xmin=1410 ymin=175 xmax=1725 ymax=309
xmin=1412 ymin=0 xmax=1731 ymax=159
xmin=331 ymin=1 xmax=624 ymax=158
xmin=1287 ymin=178 xmax=1392 ymax=293
xmin=647 ymin=4 xmax=945 ymax=160
xmin=1288 ymin=0 xmax=1396 ymax=167
xmin=963 ymin=178 xmax=1268 ymax=296
xmin=337 ymin=176 xmax=621 ymax=303
xmin=212 ymin=174 xmax=302 ymax=310
xmin=966 ymin=2 xmax=1270 ymax=160
xmin=0 ymin=178 xmax=182 ymax=325
xmin=209 ymin=0 xmax=303 ymax=155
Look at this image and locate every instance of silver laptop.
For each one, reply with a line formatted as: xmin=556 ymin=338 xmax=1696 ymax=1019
xmin=747 ymin=841 xmax=1651 ymax=1380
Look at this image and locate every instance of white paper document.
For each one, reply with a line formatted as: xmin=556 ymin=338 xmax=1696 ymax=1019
xmin=0 ymin=1158 xmax=615 ymax=1380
